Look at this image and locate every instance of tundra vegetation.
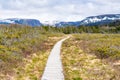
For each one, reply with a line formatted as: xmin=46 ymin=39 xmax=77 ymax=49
xmin=0 ymin=24 xmax=64 ymax=80
xmin=61 ymin=34 xmax=120 ymax=80
xmin=0 ymin=24 xmax=120 ymax=80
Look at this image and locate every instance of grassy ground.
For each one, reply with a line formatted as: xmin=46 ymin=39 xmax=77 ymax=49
xmin=61 ymin=34 xmax=120 ymax=80
xmin=0 ymin=26 xmax=64 ymax=80
xmin=1 ymin=25 xmax=120 ymax=80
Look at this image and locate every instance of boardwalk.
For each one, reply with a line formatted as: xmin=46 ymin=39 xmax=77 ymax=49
xmin=41 ymin=36 xmax=69 ymax=80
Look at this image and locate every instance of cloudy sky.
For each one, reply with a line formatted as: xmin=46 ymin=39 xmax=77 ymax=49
xmin=0 ymin=0 xmax=120 ymax=22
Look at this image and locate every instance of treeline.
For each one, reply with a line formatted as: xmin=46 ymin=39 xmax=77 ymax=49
xmin=42 ymin=25 xmax=120 ymax=34
xmin=0 ymin=23 xmax=120 ymax=34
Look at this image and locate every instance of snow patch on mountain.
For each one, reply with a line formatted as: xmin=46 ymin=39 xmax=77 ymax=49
xmin=0 ymin=19 xmax=15 ymax=24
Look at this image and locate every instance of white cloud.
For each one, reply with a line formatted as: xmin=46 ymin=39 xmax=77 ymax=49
xmin=0 ymin=0 xmax=120 ymax=22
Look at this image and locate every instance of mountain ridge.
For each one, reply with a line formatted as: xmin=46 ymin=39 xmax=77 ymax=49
xmin=0 ymin=14 xmax=120 ymax=27
xmin=54 ymin=14 xmax=120 ymax=27
xmin=0 ymin=18 xmax=42 ymax=27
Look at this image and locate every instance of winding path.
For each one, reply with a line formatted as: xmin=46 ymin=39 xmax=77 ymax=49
xmin=41 ymin=36 xmax=70 ymax=80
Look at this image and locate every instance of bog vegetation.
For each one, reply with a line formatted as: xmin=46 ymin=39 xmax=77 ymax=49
xmin=0 ymin=23 xmax=120 ymax=80
xmin=0 ymin=24 xmax=64 ymax=79
xmin=61 ymin=34 xmax=120 ymax=80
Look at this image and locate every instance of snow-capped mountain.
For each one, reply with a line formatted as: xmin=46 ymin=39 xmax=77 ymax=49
xmin=55 ymin=14 xmax=120 ymax=27
xmin=0 ymin=18 xmax=42 ymax=27
xmin=80 ymin=14 xmax=120 ymax=26
xmin=0 ymin=14 xmax=120 ymax=27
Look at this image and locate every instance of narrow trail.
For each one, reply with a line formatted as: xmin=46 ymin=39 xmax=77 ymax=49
xmin=41 ymin=36 xmax=70 ymax=80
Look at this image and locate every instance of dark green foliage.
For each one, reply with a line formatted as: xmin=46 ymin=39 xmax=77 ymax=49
xmin=41 ymin=25 xmax=120 ymax=34
xmin=109 ymin=20 xmax=120 ymax=27
xmin=73 ymin=77 xmax=82 ymax=80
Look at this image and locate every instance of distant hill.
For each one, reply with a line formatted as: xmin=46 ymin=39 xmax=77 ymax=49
xmin=0 ymin=18 xmax=42 ymax=27
xmin=80 ymin=14 xmax=120 ymax=26
xmin=54 ymin=14 xmax=120 ymax=27
xmin=1 ymin=14 xmax=120 ymax=27
xmin=54 ymin=21 xmax=81 ymax=27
